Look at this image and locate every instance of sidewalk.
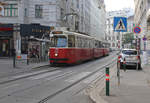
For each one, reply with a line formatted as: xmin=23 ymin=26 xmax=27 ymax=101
xmin=99 ymin=51 xmax=150 ymax=103
xmin=0 ymin=58 xmax=50 ymax=78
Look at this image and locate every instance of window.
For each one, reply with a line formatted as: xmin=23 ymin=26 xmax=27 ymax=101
xmin=24 ymin=8 xmax=27 ymax=17
xmin=4 ymin=4 xmax=18 ymax=17
xmin=122 ymin=50 xmax=137 ymax=55
xmin=68 ymin=35 xmax=75 ymax=47
xmin=77 ymin=0 xmax=79 ymax=8
xmin=60 ymin=8 xmax=64 ymax=20
xmin=35 ymin=5 xmax=43 ymax=18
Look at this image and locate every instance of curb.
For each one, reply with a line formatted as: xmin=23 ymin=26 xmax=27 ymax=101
xmin=85 ymin=64 xmax=117 ymax=103
xmin=31 ymin=64 xmax=50 ymax=69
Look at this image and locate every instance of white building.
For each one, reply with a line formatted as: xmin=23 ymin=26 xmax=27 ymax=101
xmin=106 ymin=8 xmax=134 ymax=50
xmin=0 ymin=0 xmax=106 ymax=39
xmin=90 ymin=0 xmax=106 ymax=41
xmin=134 ymin=0 xmax=150 ymax=51
xmin=66 ymin=0 xmax=106 ymax=40
xmin=127 ymin=15 xmax=134 ymax=33
xmin=0 ymin=0 xmax=106 ymax=57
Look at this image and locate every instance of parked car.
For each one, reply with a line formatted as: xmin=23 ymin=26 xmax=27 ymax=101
xmin=117 ymin=49 xmax=141 ymax=70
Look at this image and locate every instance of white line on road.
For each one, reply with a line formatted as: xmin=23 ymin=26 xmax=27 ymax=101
xmin=65 ymin=72 xmax=91 ymax=83
xmin=29 ymin=70 xmax=61 ymax=80
xmin=12 ymin=70 xmax=51 ymax=79
xmin=45 ymin=71 xmax=74 ymax=81
xmin=3 ymin=84 xmax=20 ymax=89
xmin=83 ymin=71 xmax=103 ymax=84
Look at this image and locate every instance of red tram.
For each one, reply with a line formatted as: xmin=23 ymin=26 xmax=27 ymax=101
xmin=49 ymin=31 xmax=109 ymax=64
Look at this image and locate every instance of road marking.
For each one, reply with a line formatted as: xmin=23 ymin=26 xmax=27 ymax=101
xmin=29 ymin=70 xmax=61 ymax=80
xmin=12 ymin=70 xmax=51 ymax=79
xmin=65 ymin=72 xmax=91 ymax=83
xmin=3 ymin=84 xmax=20 ymax=89
xmin=83 ymin=72 xmax=103 ymax=84
xmin=45 ymin=71 xmax=74 ymax=81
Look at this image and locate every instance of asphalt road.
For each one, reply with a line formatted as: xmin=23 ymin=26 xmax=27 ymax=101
xmin=0 ymin=52 xmax=117 ymax=103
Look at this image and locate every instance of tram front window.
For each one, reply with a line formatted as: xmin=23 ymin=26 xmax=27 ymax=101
xmin=51 ymin=36 xmax=67 ymax=47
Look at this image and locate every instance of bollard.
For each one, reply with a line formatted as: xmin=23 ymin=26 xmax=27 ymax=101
xmin=13 ymin=55 xmax=16 ymax=68
xmin=106 ymin=67 xmax=110 ymax=96
xmin=123 ymin=60 xmax=126 ymax=72
xmin=27 ymin=55 xmax=29 ymax=65
xmin=117 ymin=65 xmax=120 ymax=86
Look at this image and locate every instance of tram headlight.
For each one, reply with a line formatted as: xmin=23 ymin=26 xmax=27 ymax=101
xmin=55 ymin=53 xmax=58 ymax=57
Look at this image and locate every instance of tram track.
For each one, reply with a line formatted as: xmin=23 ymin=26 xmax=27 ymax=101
xmin=0 ymin=67 xmax=61 ymax=85
xmin=0 ymin=52 xmax=117 ymax=85
xmin=0 ymin=53 xmax=117 ymax=103
xmin=37 ymin=58 xmax=117 ymax=103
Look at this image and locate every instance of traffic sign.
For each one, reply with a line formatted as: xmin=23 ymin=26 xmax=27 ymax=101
xmin=133 ymin=26 xmax=141 ymax=34
xmin=143 ymin=36 xmax=147 ymax=41
xmin=114 ymin=17 xmax=127 ymax=32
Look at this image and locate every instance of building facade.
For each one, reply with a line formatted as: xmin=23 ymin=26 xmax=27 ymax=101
xmin=134 ymin=0 xmax=150 ymax=51
xmin=127 ymin=15 xmax=134 ymax=33
xmin=106 ymin=8 xmax=134 ymax=50
xmin=0 ymin=0 xmax=106 ymax=57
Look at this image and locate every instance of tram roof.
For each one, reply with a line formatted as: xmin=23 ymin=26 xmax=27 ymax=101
xmin=53 ymin=30 xmax=95 ymax=39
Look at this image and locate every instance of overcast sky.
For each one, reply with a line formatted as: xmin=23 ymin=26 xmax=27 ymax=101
xmin=104 ymin=0 xmax=135 ymax=11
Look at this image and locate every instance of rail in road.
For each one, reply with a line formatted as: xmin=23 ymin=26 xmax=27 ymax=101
xmin=0 ymin=52 xmax=117 ymax=103
xmin=37 ymin=58 xmax=116 ymax=103
xmin=0 ymin=66 xmax=63 ymax=85
xmin=0 ymin=52 xmax=117 ymax=85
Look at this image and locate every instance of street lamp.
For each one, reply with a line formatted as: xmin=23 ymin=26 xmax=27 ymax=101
xmin=13 ymin=23 xmax=21 ymax=56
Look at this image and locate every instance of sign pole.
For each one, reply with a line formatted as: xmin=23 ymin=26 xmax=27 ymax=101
xmin=133 ymin=26 xmax=141 ymax=70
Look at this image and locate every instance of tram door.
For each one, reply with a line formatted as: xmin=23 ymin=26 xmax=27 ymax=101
xmin=0 ymin=39 xmax=9 ymax=57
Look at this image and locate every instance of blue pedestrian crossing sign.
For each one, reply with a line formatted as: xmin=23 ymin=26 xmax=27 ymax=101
xmin=114 ymin=17 xmax=127 ymax=32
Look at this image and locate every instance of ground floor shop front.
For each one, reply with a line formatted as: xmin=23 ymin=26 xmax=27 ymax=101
xmin=0 ymin=38 xmax=13 ymax=57
xmin=0 ymin=23 xmax=51 ymax=58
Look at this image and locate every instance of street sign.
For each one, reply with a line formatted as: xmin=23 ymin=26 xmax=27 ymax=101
xmin=114 ymin=17 xmax=127 ymax=32
xmin=143 ymin=36 xmax=147 ymax=41
xmin=133 ymin=26 xmax=141 ymax=34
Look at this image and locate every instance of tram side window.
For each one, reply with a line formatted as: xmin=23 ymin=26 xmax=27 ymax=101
xmin=68 ymin=35 xmax=75 ymax=47
xmin=77 ymin=37 xmax=81 ymax=48
xmin=84 ymin=38 xmax=87 ymax=48
xmin=76 ymin=37 xmax=79 ymax=48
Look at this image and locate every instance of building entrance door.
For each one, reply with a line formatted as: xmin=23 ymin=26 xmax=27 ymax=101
xmin=0 ymin=39 xmax=10 ymax=57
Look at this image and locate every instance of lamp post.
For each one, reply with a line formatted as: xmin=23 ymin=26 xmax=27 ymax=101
xmin=13 ymin=23 xmax=21 ymax=58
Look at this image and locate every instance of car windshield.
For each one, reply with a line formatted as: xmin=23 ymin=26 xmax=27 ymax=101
xmin=122 ymin=50 xmax=137 ymax=55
